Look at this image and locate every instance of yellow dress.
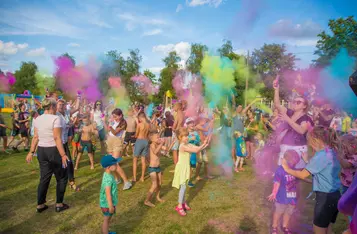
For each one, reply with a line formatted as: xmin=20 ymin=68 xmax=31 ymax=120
xmin=172 ymin=144 xmax=191 ymax=189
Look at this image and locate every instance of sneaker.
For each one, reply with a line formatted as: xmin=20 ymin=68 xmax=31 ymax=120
xmin=4 ymin=149 xmax=11 ymax=154
xmin=123 ymin=181 xmax=132 ymax=190
xmin=188 ymin=181 xmax=195 ymax=187
xmin=12 ymin=147 xmax=20 ymax=153
xmin=116 ymin=179 xmax=122 ymax=184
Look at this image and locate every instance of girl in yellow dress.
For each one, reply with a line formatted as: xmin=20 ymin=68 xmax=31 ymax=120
xmin=172 ymin=127 xmax=209 ymax=216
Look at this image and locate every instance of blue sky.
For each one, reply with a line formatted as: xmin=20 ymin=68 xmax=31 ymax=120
xmin=0 ymin=0 xmax=356 ymax=76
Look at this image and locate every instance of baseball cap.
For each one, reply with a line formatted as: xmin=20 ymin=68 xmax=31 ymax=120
xmin=100 ymin=155 xmax=122 ymax=168
xmin=185 ymin=117 xmax=195 ymax=125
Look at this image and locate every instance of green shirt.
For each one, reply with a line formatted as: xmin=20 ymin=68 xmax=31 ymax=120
xmin=99 ymin=172 xmax=118 ymax=208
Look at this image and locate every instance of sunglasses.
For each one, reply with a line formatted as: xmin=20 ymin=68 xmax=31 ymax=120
xmin=293 ymin=100 xmax=304 ymax=105
xmin=96 ymin=103 xmax=102 ymax=106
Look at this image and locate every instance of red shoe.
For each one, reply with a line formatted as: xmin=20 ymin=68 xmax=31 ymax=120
xmin=182 ymin=203 xmax=191 ymax=211
xmin=175 ymin=206 xmax=186 ymax=216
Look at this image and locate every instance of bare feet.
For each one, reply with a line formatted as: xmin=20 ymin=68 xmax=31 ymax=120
xmin=74 ymin=167 xmax=78 ymax=170
xmin=156 ymin=197 xmax=165 ymax=203
xmin=132 ymin=178 xmax=137 ymax=182
xmin=144 ymin=201 xmax=155 ymax=207
xmin=90 ymin=166 xmax=94 ymax=170
xmin=196 ymin=176 xmax=203 ymax=181
xmin=140 ymin=177 xmax=145 ymax=182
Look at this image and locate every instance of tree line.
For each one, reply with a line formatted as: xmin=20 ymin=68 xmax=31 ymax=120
xmin=1 ymin=16 xmax=356 ymax=105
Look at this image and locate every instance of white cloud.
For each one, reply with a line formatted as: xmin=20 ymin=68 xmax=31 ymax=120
xmin=118 ymin=12 xmax=168 ymax=32
xmin=153 ymin=42 xmax=191 ymax=61
xmin=0 ymin=40 xmax=29 ymax=56
xmin=233 ymin=49 xmax=248 ymax=55
xmin=68 ymin=43 xmax=81 ymax=47
xmin=142 ymin=29 xmax=163 ymax=36
xmin=269 ymin=19 xmax=321 ymax=38
xmin=286 ymin=39 xmax=318 ymax=47
xmin=26 ymin=47 xmax=46 ymax=57
xmin=186 ymin=0 xmax=223 ymax=8
xmin=147 ymin=67 xmax=163 ymax=74
xmin=176 ymin=4 xmax=184 ymax=13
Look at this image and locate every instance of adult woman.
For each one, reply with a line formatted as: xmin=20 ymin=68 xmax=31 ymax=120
xmin=273 ymin=77 xmax=313 ymax=169
xmin=26 ymin=98 xmax=70 ymax=213
xmin=106 ymin=108 xmax=132 ymax=190
xmin=91 ymin=100 xmax=106 ymax=156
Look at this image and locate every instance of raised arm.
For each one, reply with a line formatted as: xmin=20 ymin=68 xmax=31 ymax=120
xmin=273 ymin=76 xmax=287 ymax=114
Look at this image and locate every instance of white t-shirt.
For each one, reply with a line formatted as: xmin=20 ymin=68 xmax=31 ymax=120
xmin=92 ymin=110 xmax=104 ymax=130
xmin=108 ymin=120 xmax=125 ymax=137
xmin=34 ymin=114 xmax=62 ymax=147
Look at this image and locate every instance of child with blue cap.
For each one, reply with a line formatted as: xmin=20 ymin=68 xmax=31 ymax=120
xmin=99 ymin=155 xmax=122 ymax=234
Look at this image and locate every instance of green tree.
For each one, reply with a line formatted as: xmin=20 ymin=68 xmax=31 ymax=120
xmin=143 ymin=69 xmax=157 ymax=84
xmin=218 ymin=40 xmax=241 ymax=60
xmin=11 ymin=62 xmax=39 ymax=94
xmin=186 ymin=43 xmax=208 ymax=74
xmin=154 ymin=51 xmax=181 ymax=105
xmin=251 ymin=44 xmax=296 ymax=100
xmin=314 ymin=16 xmax=357 ymax=67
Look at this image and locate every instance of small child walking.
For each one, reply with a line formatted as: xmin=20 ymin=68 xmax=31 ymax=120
xmin=172 ymin=128 xmax=208 ymax=216
xmin=99 ymin=155 xmax=121 ymax=234
xmin=234 ymin=131 xmax=247 ymax=172
xmin=268 ymin=150 xmax=300 ymax=234
xmin=144 ymin=132 xmax=166 ymax=207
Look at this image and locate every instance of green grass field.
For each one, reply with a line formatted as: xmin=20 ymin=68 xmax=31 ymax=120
xmin=0 ymin=113 xmax=348 ymax=234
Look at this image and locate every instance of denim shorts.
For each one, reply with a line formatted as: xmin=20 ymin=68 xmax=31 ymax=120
xmin=134 ymin=139 xmax=149 ymax=157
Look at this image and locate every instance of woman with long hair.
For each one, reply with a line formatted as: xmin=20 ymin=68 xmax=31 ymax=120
xmin=91 ymin=100 xmax=107 ymax=156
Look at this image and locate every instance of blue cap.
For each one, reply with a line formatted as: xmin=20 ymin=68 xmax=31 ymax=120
xmin=100 ymin=155 xmax=122 ymax=168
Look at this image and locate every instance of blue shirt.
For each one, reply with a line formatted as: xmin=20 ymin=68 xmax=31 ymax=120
xmin=235 ymin=136 xmax=247 ymax=157
xmin=274 ymin=166 xmax=298 ymax=205
xmin=305 ymin=149 xmax=341 ymax=193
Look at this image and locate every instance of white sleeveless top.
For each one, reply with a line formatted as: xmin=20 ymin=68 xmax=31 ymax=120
xmin=93 ymin=110 xmax=104 ymax=130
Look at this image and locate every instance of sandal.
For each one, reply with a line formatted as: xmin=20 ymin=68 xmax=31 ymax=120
xmin=36 ymin=205 xmax=48 ymax=213
xmin=271 ymin=227 xmax=278 ymax=234
xmin=182 ymin=203 xmax=191 ymax=211
xmin=283 ymin=227 xmax=292 ymax=234
xmin=175 ymin=206 xmax=186 ymax=216
xmin=55 ymin=203 xmax=70 ymax=213
xmin=69 ymin=182 xmax=79 ymax=191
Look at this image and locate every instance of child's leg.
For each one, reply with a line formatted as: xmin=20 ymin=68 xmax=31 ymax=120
xmin=282 ymin=205 xmax=294 ymax=229
xmin=75 ymin=151 xmax=82 ymax=170
xmin=239 ymin=157 xmax=244 ymax=170
xmin=195 ymin=162 xmax=202 ymax=180
xmin=88 ymin=153 xmax=95 ymax=169
xmin=156 ymin=172 xmax=164 ymax=202
xmin=2 ymin=136 xmax=8 ymax=150
xmin=144 ymin=172 xmax=157 ymax=207
xmin=140 ymin=156 xmax=146 ymax=182
xmin=102 ymin=216 xmax=112 ymax=234
xmin=173 ymin=150 xmax=178 ymax=165
xmin=7 ymin=136 xmax=14 ymax=147
xmin=272 ymin=203 xmax=284 ymax=229
xmin=116 ymin=164 xmax=129 ymax=183
xmin=234 ymin=156 xmax=239 ymax=168
xmin=178 ymin=184 xmax=186 ymax=207
xmin=132 ymin=157 xmax=138 ymax=181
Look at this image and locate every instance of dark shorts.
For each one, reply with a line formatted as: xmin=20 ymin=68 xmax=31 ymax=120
xmin=148 ymin=167 xmax=161 ymax=174
xmin=68 ymin=126 xmax=74 ymax=137
xmin=98 ymin=128 xmax=106 ymax=142
xmin=124 ymin=132 xmax=136 ymax=145
xmin=11 ymin=129 xmax=19 ymax=137
xmin=0 ymin=128 xmax=6 ymax=137
xmin=314 ymin=191 xmax=341 ymax=228
xmin=133 ymin=139 xmax=149 ymax=157
xmin=190 ymin=153 xmax=197 ymax=168
xmin=80 ymin=141 xmax=93 ymax=153
xmin=20 ymin=128 xmax=28 ymax=138
xmin=101 ymin=206 xmax=116 ymax=217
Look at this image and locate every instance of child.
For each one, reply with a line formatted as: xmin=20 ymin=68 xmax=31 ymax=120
xmin=234 ymin=131 xmax=247 ymax=172
xmin=123 ymin=108 xmax=137 ymax=157
xmin=133 ymin=112 xmax=150 ymax=182
xmin=8 ymin=112 xmax=21 ymax=150
xmin=0 ymin=106 xmax=10 ymax=154
xmin=255 ymin=132 xmax=265 ymax=151
xmin=99 ymin=155 xmax=121 ymax=234
xmin=349 ymin=119 xmax=357 ymax=136
xmin=267 ymin=150 xmax=300 ymax=234
xmin=172 ymin=128 xmax=208 ymax=216
xmin=186 ymin=118 xmax=200 ymax=187
xmin=75 ymin=116 xmax=98 ymax=170
xmin=338 ymin=134 xmax=357 ymax=228
xmin=144 ymin=132 xmax=166 ymax=207
xmin=282 ymin=126 xmax=341 ymax=234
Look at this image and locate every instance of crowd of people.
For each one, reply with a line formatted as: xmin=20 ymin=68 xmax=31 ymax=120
xmin=0 ymin=78 xmax=356 ymax=234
